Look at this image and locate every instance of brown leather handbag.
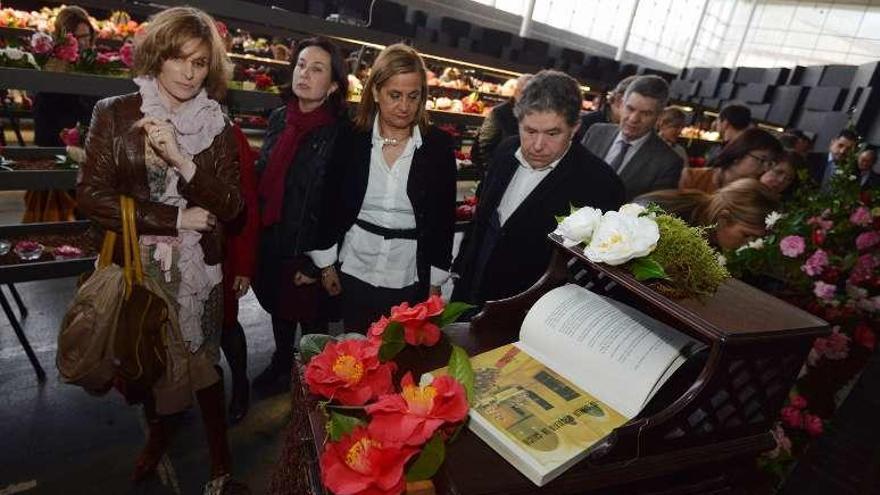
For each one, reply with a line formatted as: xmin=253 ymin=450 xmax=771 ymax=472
xmin=113 ymin=196 xmax=170 ymax=391
xmin=58 ymin=196 xmax=170 ymax=394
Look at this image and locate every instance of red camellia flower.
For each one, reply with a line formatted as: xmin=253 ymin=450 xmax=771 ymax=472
xmin=390 ymin=295 xmax=445 ymax=346
xmin=305 ymin=339 xmax=395 ymax=405
xmin=320 ymin=426 xmax=418 ymax=495
xmin=854 ymin=323 xmax=876 ymax=350
xmin=812 ymin=229 xmax=826 ymax=246
xmin=366 ymin=372 xmax=468 ymax=446
xmin=780 ymin=405 xmax=803 ymax=429
xmin=367 ymin=316 xmax=390 ymax=341
xmin=803 ymin=414 xmax=824 ymax=437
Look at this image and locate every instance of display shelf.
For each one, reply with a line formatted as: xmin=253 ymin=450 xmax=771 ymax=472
xmin=0 ymin=66 xmax=280 ymax=111
xmin=0 ymin=146 xmax=76 ymax=190
xmin=0 ymin=220 xmax=97 ymax=284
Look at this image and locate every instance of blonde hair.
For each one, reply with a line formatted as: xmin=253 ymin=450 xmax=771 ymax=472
xmin=354 ymin=43 xmax=429 ymax=132
xmin=639 ymin=178 xmax=779 ymax=229
xmin=132 ymin=7 xmax=232 ymax=101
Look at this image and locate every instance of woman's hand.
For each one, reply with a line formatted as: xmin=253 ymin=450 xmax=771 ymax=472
xmin=233 ymin=276 xmax=251 ymax=298
xmin=134 ymin=116 xmax=194 ymax=175
xmin=180 ymin=206 xmax=216 ymax=232
xmin=321 ymin=266 xmax=342 ymax=296
xmin=293 ymin=271 xmax=317 ymax=286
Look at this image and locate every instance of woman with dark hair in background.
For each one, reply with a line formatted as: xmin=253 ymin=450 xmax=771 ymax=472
xmin=26 ymin=5 xmax=99 ymax=223
xmin=251 ymin=37 xmax=349 ymax=389
xmin=638 ymin=178 xmax=779 ymax=251
xmin=679 ymin=128 xmax=783 ymax=194
xmin=761 ymin=150 xmax=803 ymax=199
xmin=311 ymin=43 xmax=457 ymax=333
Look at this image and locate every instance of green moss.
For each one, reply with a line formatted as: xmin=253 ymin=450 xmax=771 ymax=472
xmin=649 ymin=214 xmax=729 ymax=299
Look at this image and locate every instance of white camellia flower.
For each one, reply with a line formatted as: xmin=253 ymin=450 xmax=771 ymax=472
xmin=554 ymin=206 xmax=601 ymax=247
xmin=618 ymin=203 xmax=648 ymax=217
xmin=746 ymin=238 xmax=765 ymax=250
xmin=4 ymin=47 xmax=23 ymax=61
xmin=716 ymin=254 xmax=727 ymax=266
xmin=584 ymin=211 xmax=660 ymax=265
xmin=765 ymin=211 xmax=782 ymax=229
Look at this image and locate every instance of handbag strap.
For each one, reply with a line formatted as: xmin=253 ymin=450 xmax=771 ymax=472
xmin=97 ymin=230 xmax=116 ymax=269
xmin=121 ymin=196 xmax=133 ymax=297
xmin=123 ymin=196 xmax=144 ymax=285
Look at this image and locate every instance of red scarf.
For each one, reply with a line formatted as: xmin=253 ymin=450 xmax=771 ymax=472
xmin=258 ymin=99 xmax=334 ymax=226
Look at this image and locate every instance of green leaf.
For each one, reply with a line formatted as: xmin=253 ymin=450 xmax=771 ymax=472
xmin=555 ymin=215 xmax=567 ymax=224
xmin=405 ymin=433 xmax=446 ymax=481
xmin=569 ymin=203 xmax=578 ymax=214
xmin=337 ymin=332 xmax=367 ymax=341
xmin=437 ymin=301 xmax=476 ymax=328
xmin=448 ymin=344 xmax=475 ymax=404
xmin=327 ymin=411 xmax=365 ymax=442
xmin=378 ymin=321 xmax=406 ymax=362
xmin=300 ymin=334 xmax=334 ymax=363
xmin=629 ymin=256 xmax=668 ymax=282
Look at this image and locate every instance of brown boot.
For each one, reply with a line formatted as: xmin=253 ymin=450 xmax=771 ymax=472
xmin=132 ymin=400 xmax=173 ymax=482
xmin=197 ymin=375 xmax=232 ymax=479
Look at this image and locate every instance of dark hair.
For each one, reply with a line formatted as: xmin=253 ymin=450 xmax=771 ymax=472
xmin=837 ymin=128 xmax=859 ymax=142
xmin=710 ymin=128 xmax=783 ymax=170
xmin=623 ymin=75 xmax=669 ymax=109
xmin=513 ymin=69 xmax=582 ymax=126
xmin=54 ymin=5 xmax=94 ymax=42
xmin=279 ymin=37 xmax=349 ymax=116
xmin=718 ymin=104 xmax=751 ymax=130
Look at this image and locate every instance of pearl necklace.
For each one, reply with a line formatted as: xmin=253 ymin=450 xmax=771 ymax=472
xmin=381 ymin=137 xmax=402 ymax=147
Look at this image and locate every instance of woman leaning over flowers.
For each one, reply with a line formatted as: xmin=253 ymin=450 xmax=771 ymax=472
xmin=77 ymin=7 xmax=245 ymax=492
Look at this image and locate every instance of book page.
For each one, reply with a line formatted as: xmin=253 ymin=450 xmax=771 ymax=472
xmin=517 ymin=284 xmax=700 ymax=418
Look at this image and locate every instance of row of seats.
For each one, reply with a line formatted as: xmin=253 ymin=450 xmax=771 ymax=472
xmin=671 ymin=61 xmax=880 ymax=148
xmin=250 ymin=0 xmax=671 ymax=89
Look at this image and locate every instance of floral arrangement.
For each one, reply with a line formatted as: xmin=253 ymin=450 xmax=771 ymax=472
xmin=0 ymin=46 xmax=39 ymax=69
xmin=726 ymin=149 xmax=879 ymax=482
xmin=554 ymin=203 xmax=729 ymax=298
xmin=302 ymin=296 xmax=475 ymax=495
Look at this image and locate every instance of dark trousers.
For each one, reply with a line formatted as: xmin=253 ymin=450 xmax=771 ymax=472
xmin=340 ymin=272 xmax=426 ymax=333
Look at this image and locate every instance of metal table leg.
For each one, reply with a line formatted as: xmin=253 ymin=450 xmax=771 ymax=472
xmin=6 ymin=284 xmax=28 ymax=319
xmin=0 ymin=287 xmax=46 ymax=382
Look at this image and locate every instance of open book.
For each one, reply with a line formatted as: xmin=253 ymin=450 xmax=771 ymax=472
xmin=441 ymin=284 xmax=702 ymax=486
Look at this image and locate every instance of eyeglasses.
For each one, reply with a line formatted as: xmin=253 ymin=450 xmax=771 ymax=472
xmin=746 ymin=153 xmax=776 ymax=170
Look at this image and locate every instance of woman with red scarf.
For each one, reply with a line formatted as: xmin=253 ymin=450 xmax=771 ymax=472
xmin=251 ymin=37 xmax=349 ymax=388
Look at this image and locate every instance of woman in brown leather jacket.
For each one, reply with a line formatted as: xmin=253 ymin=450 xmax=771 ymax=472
xmin=77 ymin=7 xmax=244 ymax=493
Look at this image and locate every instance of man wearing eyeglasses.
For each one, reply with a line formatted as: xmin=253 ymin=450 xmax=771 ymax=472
xmin=581 ymin=75 xmax=684 ymax=201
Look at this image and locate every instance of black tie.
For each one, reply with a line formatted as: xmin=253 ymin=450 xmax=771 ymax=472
xmin=610 ymin=140 xmax=631 ymax=173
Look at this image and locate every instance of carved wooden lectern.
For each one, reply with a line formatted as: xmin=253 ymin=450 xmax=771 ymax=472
xmin=272 ymin=236 xmax=829 ymax=495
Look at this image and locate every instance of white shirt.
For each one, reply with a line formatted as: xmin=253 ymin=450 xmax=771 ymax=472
xmin=603 ymin=130 xmax=651 ymax=174
xmin=496 ymin=146 xmax=566 ymax=226
xmin=309 ymin=117 xmax=450 ymax=288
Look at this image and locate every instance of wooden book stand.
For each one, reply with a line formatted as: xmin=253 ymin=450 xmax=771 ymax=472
xmin=274 ymin=236 xmax=829 ymax=494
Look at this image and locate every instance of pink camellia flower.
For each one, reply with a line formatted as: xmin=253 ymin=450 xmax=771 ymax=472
xmin=802 ymin=249 xmax=829 ymax=277
xmin=808 ymin=327 xmax=851 ymax=366
xmin=53 ymin=33 xmax=79 ymax=63
xmin=849 ymin=254 xmax=879 ymax=285
xmin=807 ymin=215 xmax=833 ymax=232
xmin=119 ymin=43 xmax=134 ymax=68
xmin=813 ymin=280 xmax=836 ymax=300
xmin=780 ymin=406 xmax=803 ymax=429
xmin=850 ymin=206 xmax=873 ymax=227
xmin=789 ymin=395 xmax=808 ymax=409
xmin=780 ymin=235 xmax=806 ymax=258
xmin=803 ymin=414 xmax=824 ymax=437
xmin=856 ymin=231 xmax=880 ymax=251
xmin=767 ymin=422 xmax=792 ymax=459
xmin=29 ymin=31 xmax=53 ymax=55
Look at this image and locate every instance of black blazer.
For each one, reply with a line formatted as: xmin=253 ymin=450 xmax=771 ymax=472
xmin=452 ymin=137 xmax=625 ymax=305
xmin=315 ymin=124 xmax=457 ymax=286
